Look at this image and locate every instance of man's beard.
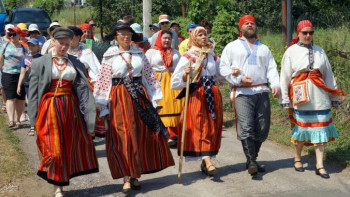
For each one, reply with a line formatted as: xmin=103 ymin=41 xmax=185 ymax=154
xmin=242 ymin=29 xmax=256 ymax=39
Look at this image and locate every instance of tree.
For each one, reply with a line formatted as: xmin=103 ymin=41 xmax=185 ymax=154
xmin=33 ymin=0 xmax=64 ymax=16
xmin=211 ymin=9 xmax=240 ymax=55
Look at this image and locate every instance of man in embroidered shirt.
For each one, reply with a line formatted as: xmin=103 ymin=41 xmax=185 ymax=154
xmin=219 ymin=15 xmax=280 ymax=175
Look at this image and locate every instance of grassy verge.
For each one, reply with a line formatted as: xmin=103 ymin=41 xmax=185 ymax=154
xmin=0 ymin=113 xmax=32 ymax=189
xmin=51 ymin=7 xmax=94 ymax=27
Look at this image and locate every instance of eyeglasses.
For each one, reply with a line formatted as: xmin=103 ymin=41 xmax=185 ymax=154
xmin=160 ymin=22 xmax=169 ymax=25
xmin=117 ymin=32 xmax=133 ymax=37
xmin=301 ymin=31 xmax=314 ymax=36
xmin=8 ymin=33 xmax=18 ymax=37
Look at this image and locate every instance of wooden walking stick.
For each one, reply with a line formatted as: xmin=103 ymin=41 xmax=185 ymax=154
xmin=177 ymin=63 xmax=191 ymax=184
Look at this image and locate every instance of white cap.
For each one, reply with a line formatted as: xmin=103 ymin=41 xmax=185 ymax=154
xmin=49 ymin=22 xmax=61 ymax=28
xmin=130 ymin=23 xmax=143 ymax=34
xmin=5 ymin=24 xmax=14 ymax=32
xmin=28 ymin=24 xmax=40 ymax=33
xmin=158 ymin=14 xmax=170 ymax=24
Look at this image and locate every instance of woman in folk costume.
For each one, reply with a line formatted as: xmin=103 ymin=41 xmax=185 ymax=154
xmin=67 ymin=26 xmax=105 ymax=137
xmin=28 ymin=27 xmax=99 ymax=197
xmin=145 ymin=29 xmax=183 ymax=146
xmin=280 ymin=20 xmax=346 ymax=179
xmin=94 ymin=23 xmax=174 ymax=193
xmin=171 ymin=26 xmax=224 ymax=176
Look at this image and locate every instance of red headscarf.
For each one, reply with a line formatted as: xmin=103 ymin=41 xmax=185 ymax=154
xmin=238 ymin=15 xmax=256 ymax=37
xmin=289 ymin=20 xmax=313 ymax=46
xmin=153 ymin=30 xmax=174 ymax=69
xmin=79 ymin=23 xmax=92 ymax=31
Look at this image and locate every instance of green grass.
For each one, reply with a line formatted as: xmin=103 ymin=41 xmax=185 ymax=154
xmin=0 ymin=113 xmax=33 ymax=188
xmin=51 ymin=7 xmax=95 ymax=27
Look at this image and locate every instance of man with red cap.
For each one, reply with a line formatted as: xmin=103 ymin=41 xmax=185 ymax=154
xmin=219 ymin=15 xmax=280 ymax=175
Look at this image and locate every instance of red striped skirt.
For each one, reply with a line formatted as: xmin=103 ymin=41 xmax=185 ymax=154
xmin=177 ymin=85 xmax=223 ymax=157
xmin=35 ymin=79 xmax=99 ymax=186
xmin=107 ymin=83 xmax=174 ymax=179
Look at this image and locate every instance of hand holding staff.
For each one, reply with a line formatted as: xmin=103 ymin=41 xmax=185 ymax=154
xmin=177 ymin=61 xmax=191 ymax=184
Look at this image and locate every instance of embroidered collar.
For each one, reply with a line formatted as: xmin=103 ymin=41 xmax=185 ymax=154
xmin=297 ymin=41 xmax=313 ymax=49
xmin=103 ymin=45 xmax=142 ymax=57
xmin=238 ymin=38 xmax=259 ymax=65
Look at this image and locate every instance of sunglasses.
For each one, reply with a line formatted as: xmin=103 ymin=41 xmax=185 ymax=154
xmin=160 ymin=22 xmax=169 ymax=25
xmin=8 ymin=32 xmax=18 ymax=37
xmin=301 ymin=31 xmax=314 ymax=36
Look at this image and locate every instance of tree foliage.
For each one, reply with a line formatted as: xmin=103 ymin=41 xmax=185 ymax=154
xmin=32 ymin=0 xmax=64 ymax=16
xmin=211 ymin=9 xmax=240 ymax=55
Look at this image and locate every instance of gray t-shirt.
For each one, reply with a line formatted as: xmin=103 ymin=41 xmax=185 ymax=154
xmin=150 ymin=29 xmax=179 ymax=49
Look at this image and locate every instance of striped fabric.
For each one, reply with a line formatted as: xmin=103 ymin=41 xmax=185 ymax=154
xmin=291 ymin=109 xmax=338 ymax=146
xmin=177 ymin=85 xmax=223 ymax=157
xmin=94 ymin=109 xmax=106 ymax=137
xmin=107 ymin=84 xmax=174 ymax=179
xmin=35 ymin=79 xmax=99 ymax=186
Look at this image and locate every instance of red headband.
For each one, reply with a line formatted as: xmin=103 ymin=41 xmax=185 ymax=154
xmin=238 ymin=15 xmax=256 ymax=37
xmin=289 ymin=20 xmax=313 ymax=46
xmin=239 ymin=15 xmax=256 ymax=29
xmin=79 ymin=23 xmax=92 ymax=31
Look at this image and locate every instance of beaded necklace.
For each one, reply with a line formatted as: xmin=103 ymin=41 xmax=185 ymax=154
xmin=52 ymin=58 xmax=68 ymax=87
xmin=119 ymin=52 xmax=133 ymax=78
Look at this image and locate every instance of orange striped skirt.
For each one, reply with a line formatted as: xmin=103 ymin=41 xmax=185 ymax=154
xmin=35 ymin=80 xmax=99 ymax=186
xmin=177 ymin=85 xmax=223 ymax=157
xmin=107 ymin=83 xmax=174 ymax=179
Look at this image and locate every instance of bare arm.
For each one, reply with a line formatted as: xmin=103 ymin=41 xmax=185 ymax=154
xmin=0 ymin=54 xmax=4 ymax=69
xmin=17 ymin=67 xmax=26 ymax=95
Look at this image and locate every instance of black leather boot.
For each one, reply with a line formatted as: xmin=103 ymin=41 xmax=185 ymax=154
xmin=241 ymin=139 xmax=258 ymax=175
xmin=254 ymin=141 xmax=265 ymax=172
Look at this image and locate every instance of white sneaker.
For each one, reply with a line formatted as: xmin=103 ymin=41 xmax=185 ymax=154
xmin=53 ymin=186 xmax=64 ymax=197
xmin=20 ymin=113 xmax=27 ymax=122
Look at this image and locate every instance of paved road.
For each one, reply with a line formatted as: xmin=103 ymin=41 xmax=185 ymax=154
xmin=9 ymin=124 xmax=350 ymax=197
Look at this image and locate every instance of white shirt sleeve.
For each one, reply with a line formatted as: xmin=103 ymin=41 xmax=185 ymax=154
xmin=219 ymin=44 xmax=243 ymax=85
xmin=171 ymin=56 xmax=190 ymax=90
xmin=280 ymin=51 xmax=293 ymax=105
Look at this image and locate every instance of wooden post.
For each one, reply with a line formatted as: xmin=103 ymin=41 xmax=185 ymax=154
xmin=143 ymin=0 xmax=152 ymax=38
xmin=182 ymin=3 xmax=186 ymax=18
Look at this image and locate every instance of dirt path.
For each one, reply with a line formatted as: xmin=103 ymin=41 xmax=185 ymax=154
xmin=3 ymin=123 xmax=350 ymax=197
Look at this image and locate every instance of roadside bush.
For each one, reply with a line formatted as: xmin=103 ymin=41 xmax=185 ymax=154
xmin=211 ymin=9 xmax=240 ymax=55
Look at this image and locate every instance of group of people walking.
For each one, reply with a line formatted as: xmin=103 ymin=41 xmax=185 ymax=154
xmin=0 ymin=12 xmax=345 ymax=197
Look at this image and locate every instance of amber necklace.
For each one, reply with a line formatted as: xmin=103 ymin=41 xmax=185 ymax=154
xmin=53 ymin=58 xmax=68 ymax=87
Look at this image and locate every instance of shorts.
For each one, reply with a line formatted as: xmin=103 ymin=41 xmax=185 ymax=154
xmin=1 ymin=72 xmax=25 ymax=100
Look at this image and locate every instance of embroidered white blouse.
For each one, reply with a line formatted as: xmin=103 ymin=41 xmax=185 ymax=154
xmin=94 ymin=45 xmax=162 ymax=116
xmin=68 ymin=43 xmax=101 ymax=84
xmin=145 ymin=49 xmax=181 ymax=72
xmin=171 ymin=51 xmax=222 ymax=90
xmin=220 ymin=38 xmax=280 ymax=99
xmin=280 ymin=43 xmax=338 ymax=110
